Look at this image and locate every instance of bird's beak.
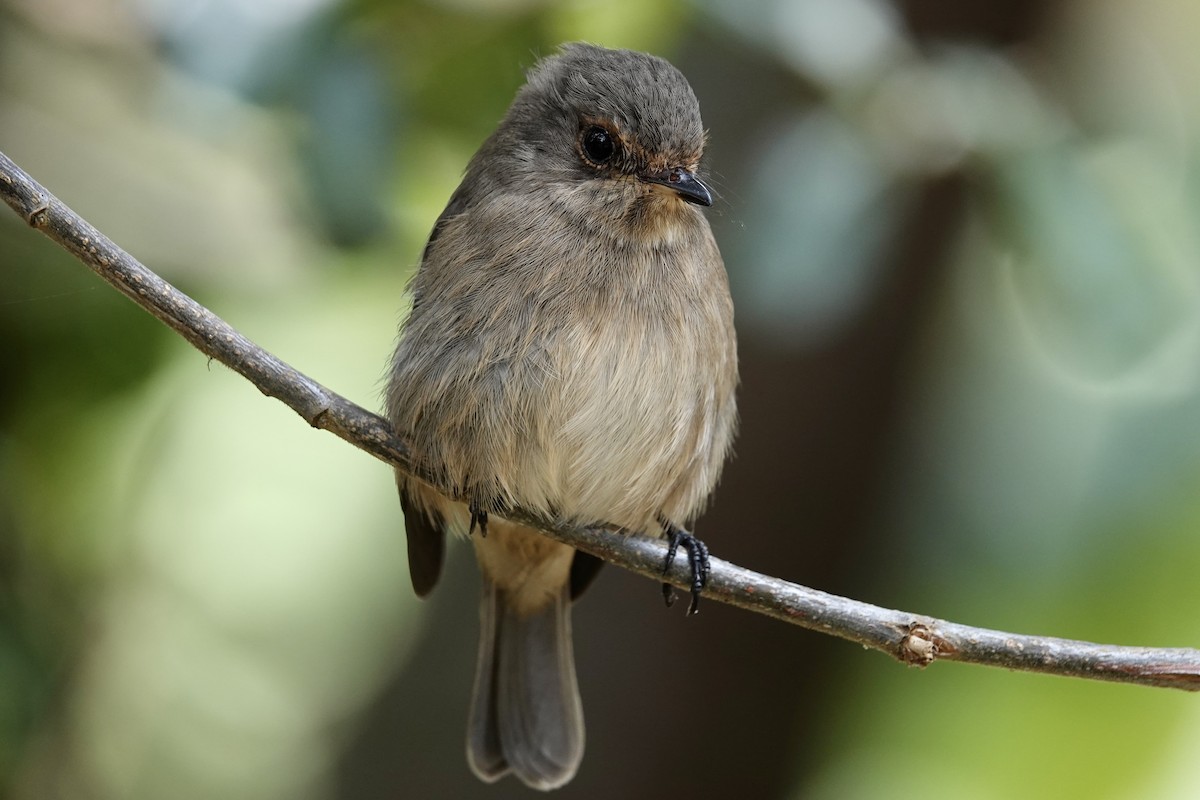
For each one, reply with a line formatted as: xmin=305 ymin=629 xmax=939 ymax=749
xmin=641 ymin=167 xmax=713 ymax=207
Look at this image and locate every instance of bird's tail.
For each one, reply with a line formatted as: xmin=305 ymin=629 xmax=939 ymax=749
xmin=467 ymin=578 xmax=584 ymax=790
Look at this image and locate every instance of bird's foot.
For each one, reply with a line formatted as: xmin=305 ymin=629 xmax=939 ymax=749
xmin=468 ymin=502 xmax=489 ymax=538
xmin=661 ymin=523 xmax=710 ymax=616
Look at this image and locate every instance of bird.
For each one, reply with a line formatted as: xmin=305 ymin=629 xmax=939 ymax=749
xmin=386 ymin=42 xmax=738 ymax=790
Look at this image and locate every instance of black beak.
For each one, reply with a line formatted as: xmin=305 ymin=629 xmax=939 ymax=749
xmin=642 ymin=167 xmax=713 ymax=207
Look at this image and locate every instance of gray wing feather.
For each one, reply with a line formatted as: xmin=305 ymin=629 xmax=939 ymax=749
xmin=399 ymin=489 xmax=445 ymax=597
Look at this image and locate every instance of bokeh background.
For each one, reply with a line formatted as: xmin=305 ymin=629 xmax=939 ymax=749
xmin=3 ymin=0 xmax=1200 ymax=798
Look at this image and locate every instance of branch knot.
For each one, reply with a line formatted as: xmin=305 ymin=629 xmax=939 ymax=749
xmin=899 ymin=621 xmax=955 ymax=667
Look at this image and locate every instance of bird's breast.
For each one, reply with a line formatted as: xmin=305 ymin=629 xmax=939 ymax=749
xmin=519 ymin=243 xmax=736 ymax=531
xmin=391 ymin=199 xmax=736 ymax=534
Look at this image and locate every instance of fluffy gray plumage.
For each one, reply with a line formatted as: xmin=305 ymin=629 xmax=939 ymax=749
xmin=387 ymin=42 xmax=737 ymax=790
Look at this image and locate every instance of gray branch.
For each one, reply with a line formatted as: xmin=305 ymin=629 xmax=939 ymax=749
xmin=3 ymin=148 xmax=1197 ymax=692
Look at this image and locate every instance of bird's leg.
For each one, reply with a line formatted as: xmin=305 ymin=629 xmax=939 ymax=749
xmin=660 ymin=520 xmax=710 ymax=616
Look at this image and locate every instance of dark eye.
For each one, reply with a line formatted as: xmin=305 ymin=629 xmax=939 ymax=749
xmin=581 ymin=126 xmax=615 ymax=164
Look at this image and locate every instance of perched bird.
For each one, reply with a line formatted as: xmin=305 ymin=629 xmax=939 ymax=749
xmin=386 ymin=42 xmax=738 ymax=790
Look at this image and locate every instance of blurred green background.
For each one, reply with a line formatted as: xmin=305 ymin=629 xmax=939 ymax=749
xmin=2 ymin=0 xmax=1200 ymax=798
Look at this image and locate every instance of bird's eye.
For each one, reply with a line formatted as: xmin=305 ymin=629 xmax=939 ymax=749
xmin=581 ymin=126 xmax=615 ymax=164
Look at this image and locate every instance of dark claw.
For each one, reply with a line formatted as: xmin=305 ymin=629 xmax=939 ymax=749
xmin=661 ymin=524 xmax=710 ymax=616
xmin=468 ymin=503 xmax=489 ymax=538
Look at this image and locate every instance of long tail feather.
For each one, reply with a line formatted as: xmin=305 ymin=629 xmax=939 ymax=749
xmin=467 ymin=580 xmax=584 ymax=790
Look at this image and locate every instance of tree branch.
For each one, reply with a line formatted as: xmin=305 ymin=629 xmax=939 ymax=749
xmin=3 ymin=148 xmax=1197 ymax=692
